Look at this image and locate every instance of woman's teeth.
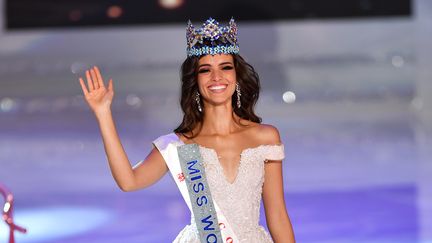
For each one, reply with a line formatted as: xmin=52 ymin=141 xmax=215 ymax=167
xmin=209 ymin=85 xmax=227 ymax=90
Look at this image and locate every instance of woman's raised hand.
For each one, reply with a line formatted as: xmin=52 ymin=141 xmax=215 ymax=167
xmin=79 ymin=66 xmax=114 ymax=116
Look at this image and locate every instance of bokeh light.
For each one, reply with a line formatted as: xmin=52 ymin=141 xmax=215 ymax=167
xmin=159 ymin=0 xmax=184 ymax=10
xmin=282 ymin=91 xmax=296 ymax=104
xmin=107 ymin=5 xmax=123 ymax=19
xmin=392 ymin=55 xmax=404 ymax=68
xmin=0 ymin=97 xmax=17 ymax=112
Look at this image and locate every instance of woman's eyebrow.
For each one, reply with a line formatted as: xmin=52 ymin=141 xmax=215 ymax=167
xmin=198 ymin=61 xmax=233 ymax=68
xmin=198 ymin=64 xmax=211 ymax=68
xmin=219 ymin=62 xmax=233 ymax=66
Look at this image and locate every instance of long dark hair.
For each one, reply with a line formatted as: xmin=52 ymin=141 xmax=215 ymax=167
xmin=174 ymin=54 xmax=262 ymax=138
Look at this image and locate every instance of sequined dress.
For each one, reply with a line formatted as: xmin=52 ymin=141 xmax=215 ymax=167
xmin=153 ymin=133 xmax=285 ymax=243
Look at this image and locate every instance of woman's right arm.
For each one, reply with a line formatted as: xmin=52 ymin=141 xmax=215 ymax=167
xmin=79 ymin=66 xmax=168 ymax=192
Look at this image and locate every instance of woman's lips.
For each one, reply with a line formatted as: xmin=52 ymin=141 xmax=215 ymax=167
xmin=208 ymin=84 xmax=228 ymax=93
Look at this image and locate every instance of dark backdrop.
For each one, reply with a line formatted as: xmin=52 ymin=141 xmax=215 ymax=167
xmin=6 ymin=0 xmax=412 ymax=30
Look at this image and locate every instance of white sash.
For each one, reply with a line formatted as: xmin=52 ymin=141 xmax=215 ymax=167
xmin=153 ymin=133 xmax=239 ymax=243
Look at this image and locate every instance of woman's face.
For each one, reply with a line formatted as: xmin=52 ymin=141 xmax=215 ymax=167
xmin=196 ymin=54 xmax=237 ymax=107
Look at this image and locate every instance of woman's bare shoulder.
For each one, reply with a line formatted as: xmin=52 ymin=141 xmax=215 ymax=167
xmin=244 ymin=122 xmax=282 ymax=145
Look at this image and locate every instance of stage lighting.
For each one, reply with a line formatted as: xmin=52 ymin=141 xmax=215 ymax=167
xmin=0 ymin=98 xmax=17 ymax=112
xmin=283 ymin=91 xmax=296 ymax=104
xmin=68 ymin=10 xmax=82 ymax=22
xmin=159 ymin=0 xmax=184 ymax=10
xmin=391 ymin=55 xmax=404 ymax=68
xmin=107 ymin=5 xmax=123 ymax=19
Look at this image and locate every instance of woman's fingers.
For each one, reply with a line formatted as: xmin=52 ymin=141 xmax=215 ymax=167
xmin=94 ymin=66 xmax=105 ymax=88
xmin=79 ymin=77 xmax=89 ymax=96
xmin=108 ymin=79 xmax=113 ymax=92
xmin=85 ymin=70 xmax=94 ymax=91
xmin=90 ymin=69 xmax=99 ymax=89
xmin=82 ymin=66 xmax=108 ymax=94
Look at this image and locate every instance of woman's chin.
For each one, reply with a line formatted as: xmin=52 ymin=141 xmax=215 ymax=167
xmin=204 ymin=99 xmax=233 ymax=108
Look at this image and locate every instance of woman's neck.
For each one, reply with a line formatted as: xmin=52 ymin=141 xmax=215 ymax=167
xmin=200 ymin=102 xmax=240 ymax=136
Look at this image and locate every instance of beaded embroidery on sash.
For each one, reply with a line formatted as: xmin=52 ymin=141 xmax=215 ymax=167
xmin=177 ymin=144 xmax=222 ymax=242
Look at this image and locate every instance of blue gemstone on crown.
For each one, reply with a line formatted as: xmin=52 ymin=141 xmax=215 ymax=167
xmin=186 ymin=17 xmax=239 ymax=57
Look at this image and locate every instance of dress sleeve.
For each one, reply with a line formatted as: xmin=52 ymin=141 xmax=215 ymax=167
xmin=264 ymin=144 xmax=285 ymax=162
xmin=152 ymin=133 xmax=182 ymax=152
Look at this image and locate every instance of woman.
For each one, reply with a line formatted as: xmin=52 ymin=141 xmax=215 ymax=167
xmin=78 ymin=18 xmax=295 ymax=243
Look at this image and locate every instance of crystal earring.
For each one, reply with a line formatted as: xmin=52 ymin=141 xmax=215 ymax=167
xmin=195 ymin=91 xmax=202 ymax=112
xmin=236 ymin=83 xmax=241 ymax=108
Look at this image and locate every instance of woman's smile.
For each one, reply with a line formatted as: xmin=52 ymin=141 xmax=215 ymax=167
xmin=208 ymin=83 xmax=228 ymax=93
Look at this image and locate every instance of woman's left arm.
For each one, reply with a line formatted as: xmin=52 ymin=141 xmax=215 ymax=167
xmin=263 ymin=160 xmax=296 ymax=243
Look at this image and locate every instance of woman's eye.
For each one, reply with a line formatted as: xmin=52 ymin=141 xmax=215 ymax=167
xmin=222 ymin=66 xmax=233 ymax=70
xmin=198 ymin=69 xmax=209 ymax=73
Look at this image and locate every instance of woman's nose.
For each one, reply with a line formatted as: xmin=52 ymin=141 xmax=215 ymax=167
xmin=211 ymin=69 xmax=222 ymax=81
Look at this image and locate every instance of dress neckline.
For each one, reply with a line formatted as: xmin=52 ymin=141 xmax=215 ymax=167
xmin=172 ymin=132 xmax=283 ymax=185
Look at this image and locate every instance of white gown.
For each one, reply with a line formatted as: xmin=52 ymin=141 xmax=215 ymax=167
xmin=153 ymin=133 xmax=285 ymax=243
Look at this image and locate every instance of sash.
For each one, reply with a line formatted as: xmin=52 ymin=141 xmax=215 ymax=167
xmin=153 ymin=133 xmax=239 ymax=243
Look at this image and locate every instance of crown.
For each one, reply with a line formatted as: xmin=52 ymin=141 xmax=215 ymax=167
xmin=186 ymin=17 xmax=239 ymax=57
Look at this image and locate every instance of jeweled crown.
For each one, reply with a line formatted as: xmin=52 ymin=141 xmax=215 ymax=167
xmin=186 ymin=17 xmax=239 ymax=57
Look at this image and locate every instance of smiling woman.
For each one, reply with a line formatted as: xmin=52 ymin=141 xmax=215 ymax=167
xmin=175 ymin=53 xmax=261 ymax=137
xmin=78 ymin=17 xmax=295 ymax=242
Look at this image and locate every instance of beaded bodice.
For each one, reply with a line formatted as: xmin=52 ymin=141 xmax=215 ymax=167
xmin=176 ymin=139 xmax=285 ymax=242
xmin=198 ymin=145 xmax=284 ymax=242
xmin=153 ymin=133 xmax=285 ymax=242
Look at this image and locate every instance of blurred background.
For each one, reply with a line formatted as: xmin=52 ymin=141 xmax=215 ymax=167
xmin=0 ymin=0 xmax=431 ymax=242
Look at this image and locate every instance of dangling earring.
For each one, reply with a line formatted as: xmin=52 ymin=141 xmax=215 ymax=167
xmin=236 ymin=83 xmax=241 ymax=108
xmin=195 ymin=91 xmax=202 ymax=112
